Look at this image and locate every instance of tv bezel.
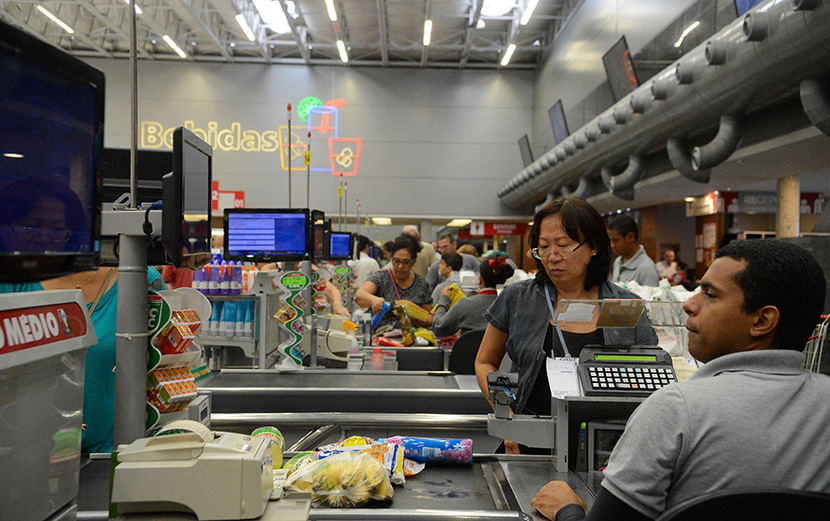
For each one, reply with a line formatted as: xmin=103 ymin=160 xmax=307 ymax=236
xmin=223 ymin=208 xmax=313 ymax=263
xmin=326 ymin=230 xmax=354 ymax=261
xmin=0 ymin=20 xmax=103 ymax=283
xmin=311 ymin=210 xmax=327 ymax=261
xmin=517 ymin=134 xmax=534 ymax=168
xmin=602 ymin=35 xmax=639 ymax=102
xmin=161 ymin=127 xmax=213 ymax=269
xmin=548 ymin=99 xmax=570 ymax=145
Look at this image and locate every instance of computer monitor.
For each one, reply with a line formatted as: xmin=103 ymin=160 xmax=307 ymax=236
xmin=517 ymin=134 xmax=534 ymax=168
xmin=311 ymin=210 xmax=327 ymax=261
xmin=0 ymin=20 xmax=103 ymax=282
xmin=602 ymin=36 xmax=639 ymax=102
xmin=548 ymin=100 xmax=570 ymax=145
xmin=98 ymin=148 xmax=173 ymax=206
xmin=224 ymin=208 xmax=312 ymax=262
xmin=734 ymin=0 xmax=764 ymax=16
xmin=161 ymin=127 xmax=212 ymax=269
xmin=326 ymin=231 xmax=353 ymax=261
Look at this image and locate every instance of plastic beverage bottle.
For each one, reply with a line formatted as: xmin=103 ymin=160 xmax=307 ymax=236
xmin=219 ymin=261 xmax=230 ymax=295
xmin=371 ymin=346 xmax=384 ymax=371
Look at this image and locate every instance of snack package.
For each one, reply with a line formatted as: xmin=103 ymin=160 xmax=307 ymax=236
xmin=283 ymin=451 xmax=394 ymax=507
xmin=252 ymin=426 xmax=285 ymax=468
xmin=315 ymin=441 xmax=405 ymax=485
xmin=384 ymin=436 xmax=473 ymax=465
xmin=283 ymin=451 xmax=316 ymax=477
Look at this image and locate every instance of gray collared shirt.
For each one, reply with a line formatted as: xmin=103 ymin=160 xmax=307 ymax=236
xmin=612 ymin=245 xmax=660 ymax=287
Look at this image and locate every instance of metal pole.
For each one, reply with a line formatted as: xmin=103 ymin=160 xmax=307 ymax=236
xmin=287 ymin=103 xmax=292 ymax=208
xmin=338 ymin=177 xmax=343 ymax=229
xmin=129 ymin=0 xmax=138 ymax=209
xmin=344 ymin=183 xmax=348 ymax=233
xmin=306 ymin=131 xmax=311 ymax=208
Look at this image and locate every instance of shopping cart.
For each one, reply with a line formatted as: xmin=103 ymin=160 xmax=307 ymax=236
xmin=802 ymin=315 xmax=828 ymax=373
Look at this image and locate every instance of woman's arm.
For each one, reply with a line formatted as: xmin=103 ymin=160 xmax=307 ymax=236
xmin=355 ymin=281 xmax=385 ymax=314
xmin=474 ymin=324 xmax=508 ymax=401
xmin=323 ymin=280 xmax=350 ymax=317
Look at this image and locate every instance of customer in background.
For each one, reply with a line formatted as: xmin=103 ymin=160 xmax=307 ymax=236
xmin=355 ymin=235 xmax=433 ymax=330
xmin=426 ymin=233 xmax=481 ymax=289
xmin=607 ymin=214 xmax=660 ymax=287
xmin=431 ymin=252 xmax=463 ymax=304
xmin=532 ymin=239 xmax=830 ymax=520
xmin=656 ymin=248 xmax=687 ymax=286
xmin=380 ymin=240 xmax=394 ymax=268
xmin=401 ymin=225 xmax=435 ymax=278
xmin=433 ymin=256 xmax=515 ymax=338
xmin=348 ymin=234 xmax=380 ymax=288
xmin=0 ymin=267 xmax=165 ymax=453
xmin=457 ymin=243 xmax=480 ymax=258
xmin=476 ymin=197 xmax=657 ymax=454
xmin=161 ymin=265 xmax=193 ymax=288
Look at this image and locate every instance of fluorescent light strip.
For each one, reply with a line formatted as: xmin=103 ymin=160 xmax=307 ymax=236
xmin=520 ymin=0 xmax=540 ymax=26
xmin=325 ymin=0 xmax=337 ymax=21
xmin=37 ymin=6 xmax=74 ymax=34
xmin=446 ymin=219 xmax=472 ymax=227
xmin=674 ymin=20 xmax=700 ymax=48
xmin=123 ymin=0 xmax=142 ymax=15
xmin=235 ymin=14 xmax=255 ymax=41
xmin=372 ymin=217 xmax=391 ymax=225
xmin=162 ymin=35 xmax=187 ymax=59
xmin=336 ymin=39 xmax=348 ymax=62
xmin=500 ymin=43 xmax=516 ymax=66
xmin=423 ymin=19 xmax=432 ymax=46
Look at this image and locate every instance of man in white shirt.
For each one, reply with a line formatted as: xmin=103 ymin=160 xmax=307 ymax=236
xmin=348 ymin=234 xmax=380 ymax=288
xmin=607 ymin=215 xmax=659 ymax=287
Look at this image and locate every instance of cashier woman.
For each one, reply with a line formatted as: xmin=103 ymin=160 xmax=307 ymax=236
xmin=475 ymin=197 xmax=657 ymax=453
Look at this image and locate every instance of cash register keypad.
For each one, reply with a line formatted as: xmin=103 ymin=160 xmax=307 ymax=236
xmin=586 ymin=366 xmax=675 ymax=391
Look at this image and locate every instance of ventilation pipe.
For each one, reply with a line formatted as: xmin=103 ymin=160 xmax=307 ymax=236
xmin=600 ymin=155 xmax=644 ymax=201
xmin=569 ymin=175 xmax=592 ymax=199
xmin=800 ymin=79 xmax=830 ymax=136
xmin=666 ymin=137 xmax=712 ymax=183
xmin=691 ymin=115 xmax=743 ymax=170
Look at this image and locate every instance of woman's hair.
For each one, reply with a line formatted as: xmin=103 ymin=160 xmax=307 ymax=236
xmin=480 ymin=255 xmax=515 ymax=288
xmin=457 ymin=243 xmax=479 ymax=257
xmin=390 ymin=234 xmax=421 ymax=260
xmin=530 ymin=196 xmax=611 ymax=290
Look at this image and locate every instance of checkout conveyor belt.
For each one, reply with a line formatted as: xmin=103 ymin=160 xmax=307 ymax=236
xmin=78 ymin=454 xmax=599 ymax=521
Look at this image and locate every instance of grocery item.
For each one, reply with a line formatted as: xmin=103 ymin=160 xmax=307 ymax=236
xmin=283 ymin=451 xmax=316 ymax=477
xmin=283 ymin=451 xmax=394 ymax=507
xmin=252 ymin=426 xmax=285 ymax=468
xmin=384 ymin=436 xmax=473 ymax=465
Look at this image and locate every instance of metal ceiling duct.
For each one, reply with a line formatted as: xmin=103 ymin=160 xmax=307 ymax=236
xmin=499 ymin=0 xmax=830 ymax=209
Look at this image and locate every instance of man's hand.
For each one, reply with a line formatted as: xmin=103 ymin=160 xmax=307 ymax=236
xmin=440 ymin=286 xmax=453 ymax=298
xmin=504 ymin=439 xmax=521 ymax=454
xmin=530 ymin=481 xmax=586 ymax=520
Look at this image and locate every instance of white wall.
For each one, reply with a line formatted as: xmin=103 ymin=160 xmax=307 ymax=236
xmin=85 ymin=59 xmax=535 ymax=221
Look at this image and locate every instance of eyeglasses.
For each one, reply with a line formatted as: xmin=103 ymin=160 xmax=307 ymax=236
xmin=5 ymin=224 xmax=72 ymax=242
xmin=391 ymin=258 xmax=414 ymax=267
xmin=531 ymin=240 xmax=586 ymax=260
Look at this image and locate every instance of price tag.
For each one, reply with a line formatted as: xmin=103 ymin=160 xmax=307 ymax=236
xmin=338 ymin=186 xmax=343 ymax=197
xmin=303 ymin=150 xmax=311 ymax=166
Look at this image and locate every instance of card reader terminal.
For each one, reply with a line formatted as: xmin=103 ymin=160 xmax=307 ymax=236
xmin=579 ymin=347 xmax=676 ymax=397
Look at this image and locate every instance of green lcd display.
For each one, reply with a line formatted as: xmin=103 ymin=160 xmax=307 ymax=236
xmin=594 ymin=354 xmax=658 ymax=362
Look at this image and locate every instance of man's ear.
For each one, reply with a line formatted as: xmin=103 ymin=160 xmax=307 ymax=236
xmin=749 ymin=305 xmax=780 ymax=341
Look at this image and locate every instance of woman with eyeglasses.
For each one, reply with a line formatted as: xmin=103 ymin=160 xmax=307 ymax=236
xmin=475 ymin=197 xmax=657 ymax=454
xmin=355 ymin=235 xmax=433 ymax=330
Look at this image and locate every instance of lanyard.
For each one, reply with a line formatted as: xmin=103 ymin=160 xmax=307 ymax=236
xmin=544 ymin=284 xmax=571 ymax=357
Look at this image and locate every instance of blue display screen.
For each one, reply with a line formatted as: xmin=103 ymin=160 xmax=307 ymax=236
xmin=735 ymin=0 xmax=763 ymax=16
xmin=227 ymin=212 xmax=307 ymax=257
xmin=329 ymin=232 xmax=351 ymax=259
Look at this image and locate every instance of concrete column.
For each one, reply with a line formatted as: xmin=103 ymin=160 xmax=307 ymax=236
xmin=420 ymin=220 xmax=434 ymax=243
xmin=776 ymin=176 xmax=800 ymax=239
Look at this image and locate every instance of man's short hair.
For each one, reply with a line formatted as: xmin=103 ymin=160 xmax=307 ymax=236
xmin=716 ymin=239 xmax=826 ymax=351
xmin=356 ymin=234 xmax=372 ymax=252
xmin=441 ymin=252 xmax=463 ymax=271
xmin=607 ymin=214 xmax=639 ymax=240
xmin=438 ymin=232 xmax=456 ymax=243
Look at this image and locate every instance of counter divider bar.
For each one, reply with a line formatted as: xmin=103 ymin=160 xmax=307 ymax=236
xmin=211 ymin=412 xmax=489 ymax=429
xmin=308 ymin=509 xmax=533 ymax=521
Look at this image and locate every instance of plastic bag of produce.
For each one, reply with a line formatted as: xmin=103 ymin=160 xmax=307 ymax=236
xmin=316 ymin=440 xmax=405 ymax=485
xmin=283 ymin=451 xmax=394 ymax=507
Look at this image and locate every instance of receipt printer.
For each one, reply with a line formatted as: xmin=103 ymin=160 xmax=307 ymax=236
xmin=110 ymin=420 xmax=273 ymax=520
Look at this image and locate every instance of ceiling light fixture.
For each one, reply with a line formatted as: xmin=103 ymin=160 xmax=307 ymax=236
xmin=481 ymin=0 xmax=516 ymax=17
xmin=325 ymin=0 xmax=337 ymax=21
xmin=674 ymin=20 xmax=700 ymax=48
xmin=162 ymin=35 xmax=187 ymax=59
xmin=423 ymin=19 xmax=432 ymax=46
xmin=372 ymin=217 xmax=391 ymax=225
xmin=446 ymin=219 xmax=472 ymax=227
xmin=235 ymin=14 xmax=256 ymax=41
xmin=336 ymin=40 xmax=349 ymax=62
xmin=500 ymin=43 xmax=516 ymax=66
xmin=684 ymin=197 xmax=695 ymax=202
xmin=37 ymin=6 xmax=74 ymax=34
xmin=520 ymin=0 xmax=539 ymax=26
xmin=3 ymin=153 xmax=24 ymax=159
xmin=122 ymin=0 xmax=142 ymax=15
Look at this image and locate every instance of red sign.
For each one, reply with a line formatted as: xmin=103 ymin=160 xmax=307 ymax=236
xmin=0 ymin=302 xmax=87 ymax=355
xmin=461 ymin=222 xmax=528 ymax=237
xmin=212 ymin=180 xmax=245 ymax=216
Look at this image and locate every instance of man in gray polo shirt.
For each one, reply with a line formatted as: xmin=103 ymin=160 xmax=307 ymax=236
xmin=531 ymin=239 xmax=830 ymax=520
xmin=607 ymin=215 xmax=660 ymax=287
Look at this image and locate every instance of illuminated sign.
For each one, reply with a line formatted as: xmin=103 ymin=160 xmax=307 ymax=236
xmin=329 ymin=137 xmax=362 ymax=176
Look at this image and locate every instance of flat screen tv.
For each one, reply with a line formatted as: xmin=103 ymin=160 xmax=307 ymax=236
xmin=517 ymin=134 xmax=534 ymax=168
xmin=602 ymin=36 xmax=639 ymax=102
xmin=0 ymin=20 xmax=103 ymax=282
xmin=311 ymin=210 xmax=327 ymax=261
xmin=161 ymin=127 xmax=212 ymax=269
xmin=734 ymin=0 xmax=764 ymax=16
xmin=548 ymin=100 xmax=570 ymax=145
xmin=326 ymin=231 xmax=353 ymax=261
xmin=99 ymin=148 xmax=173 ymax=206
xmin=224 ymin=208 xmax=311 ymax=262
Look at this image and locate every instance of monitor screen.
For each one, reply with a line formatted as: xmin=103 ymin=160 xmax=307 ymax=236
xmin=517 ymin=134 xmax=534 ymax=168
xmin=162 ymin=127 xmax=212 ymax=269
xmin=311 ymin=210 xmax=327 ymax=261
xmin=0 ymin=20 xmax=103 ymax=282
xmin=734 ymin=0 xmax=763 ymax=16
xmin=602 ymin=36 xmax=639 ymax=102
xmin=224 ymin=209 xmax=311 ymax=262
xmin=548 ymin=100 xmax=570 ymax=145
xmin=98 ymin=148 xmax=172 ymax=206
xmin=328 ymin=231 xmax=353 ymax=261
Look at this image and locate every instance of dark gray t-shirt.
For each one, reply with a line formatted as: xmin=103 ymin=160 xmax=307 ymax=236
xmin=367 ymin=269 xmax=432 ymax=330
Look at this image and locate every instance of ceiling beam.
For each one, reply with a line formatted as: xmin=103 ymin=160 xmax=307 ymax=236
xmin=375 ymin=0 xmax=388 ymax=66
xmin=276 ymin=0 xmax=310 ymax=64
xmin=76 ymin=0 xmax=153 ymax=59
xmin=3 ymin=3 xmax=113 ymax=57
xmin=459 ymin=0 xmax=484 ymax=69
xmin=175 ymin=0 xmax=233 ymax=61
